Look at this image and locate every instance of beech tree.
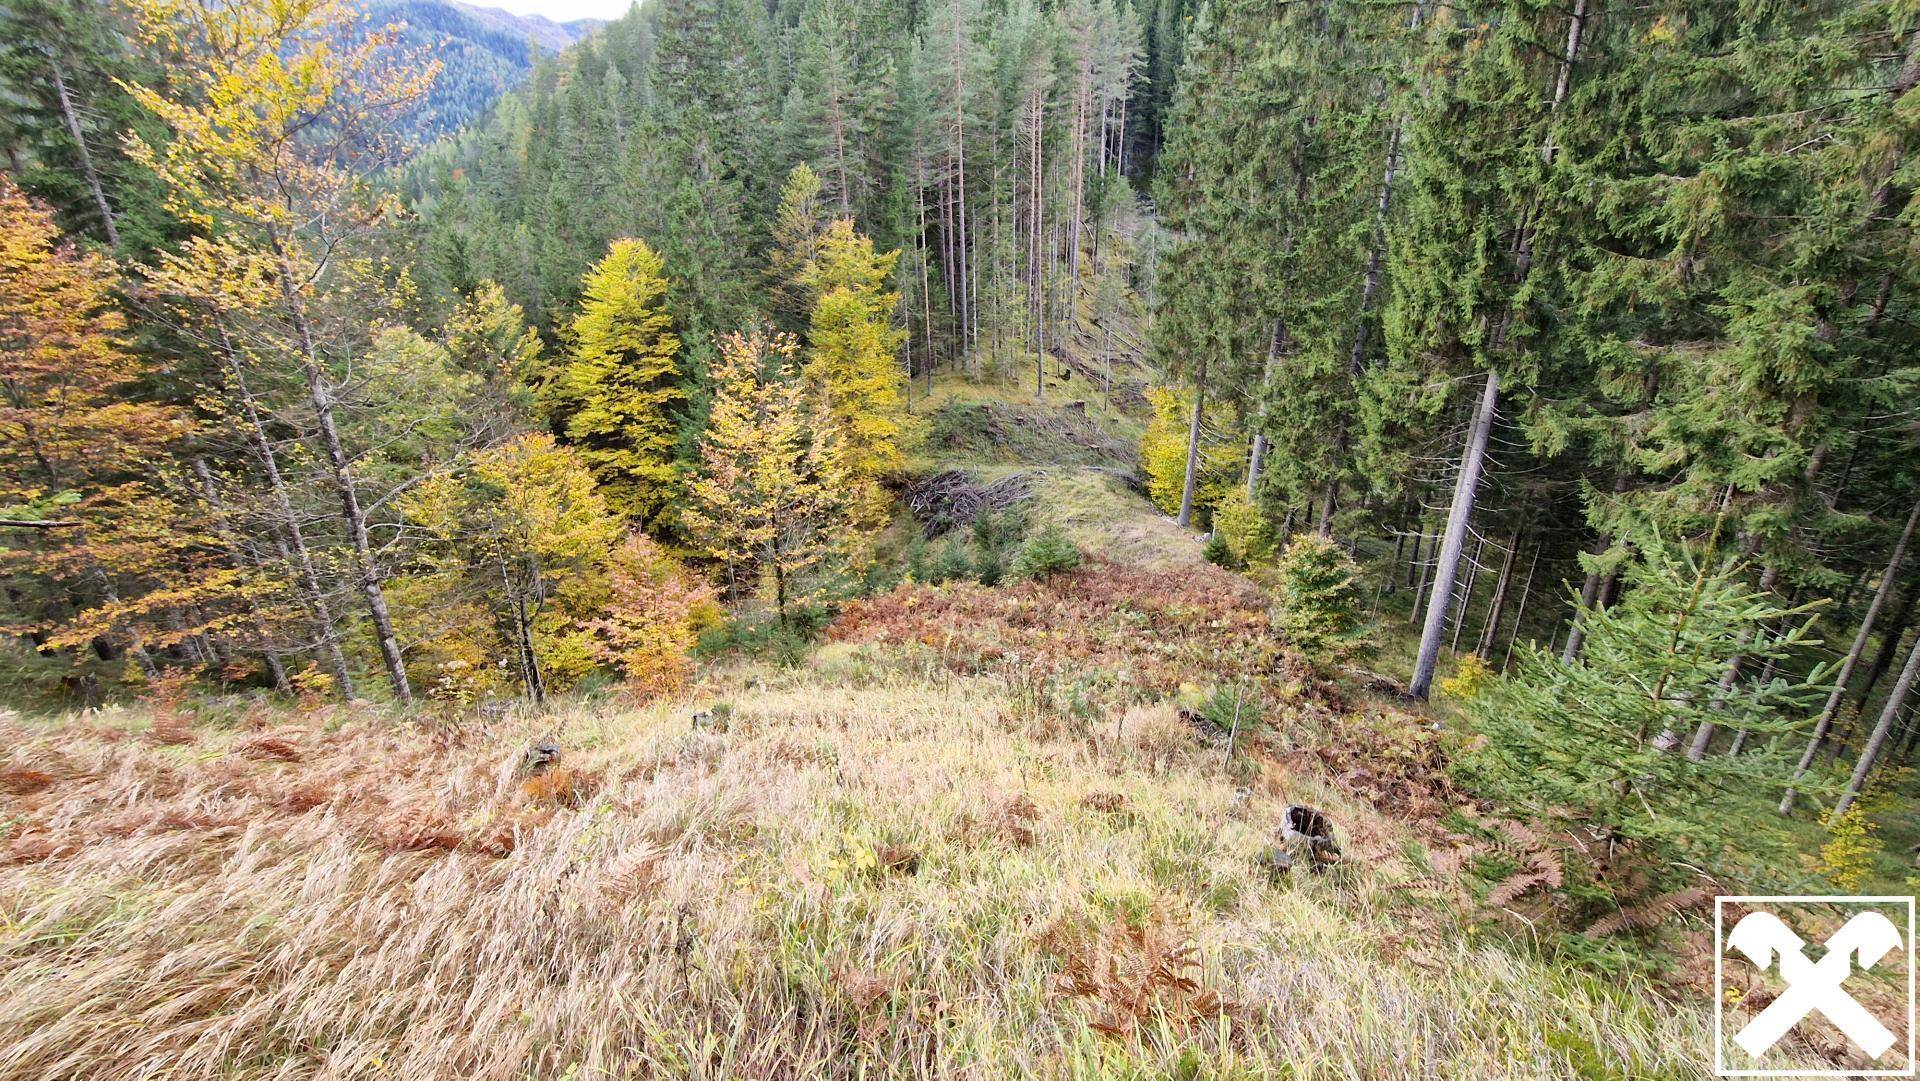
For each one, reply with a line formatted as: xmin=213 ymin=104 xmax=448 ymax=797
xmin=123 ymin=0 xmax=437 ymax=702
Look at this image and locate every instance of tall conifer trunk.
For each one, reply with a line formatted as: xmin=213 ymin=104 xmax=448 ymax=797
xmin=1176 ymin=352 xmax=1208 ymax=528
xmin=48 ymin=54 xmax=119 ymax=249
xmin=1476 ymin=528 xmax=1521 ymax=657
xmin=1410 ymin=369 xmax=1498 ymax=698
xmin=1781 ymin=498 xmax=1920 ymax=812
xmin=1833 ymin=630 xmax=1920 ymax=816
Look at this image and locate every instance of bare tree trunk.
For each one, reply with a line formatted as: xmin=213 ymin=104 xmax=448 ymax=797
xmin=48 ymin=54 xmax=120 ymax=249
xmin=272 ymin=242 xmax=412 ymax=703
xmin=1858 ymin=586 xmax=1918 ymax=710
xmin=1832 ymin=629 xmax=1920 ymax=816
xmin=218 ymin=326 xmax=354 ymax=697
xmin=1246 ymin=321 xmax=1283 ymax=499
xmin=1176 ymin=353 xmax=1209 ymax=529
xmin=1561 ymin=556 xmax=1611 ymax=665
xmin=918 ymin=177 xmax=934 ymax=395
xmin=1410 ymin=369 xmax=1499 ymax=699
xmin=1781 ymin=498 xmax=1920 ymax=812
xmin=1451 ymin=532 xmax=1486 ymax=654
xmin=1477 ymin=528 xmax=1521 ymax=657
xmin=191 ymin=458 xmax=293 ymax=693
xmin=1410 ymin=529 xmax=1434 ymax=624
xmin=1502 ymin=538 xmax=1542 ymax=671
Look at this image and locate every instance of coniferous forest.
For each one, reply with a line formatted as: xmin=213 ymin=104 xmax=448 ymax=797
xmin=5 ymin=0 xmax=1920 ymax=1076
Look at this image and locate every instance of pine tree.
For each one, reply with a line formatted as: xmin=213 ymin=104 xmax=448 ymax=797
xmin=1460 ymin=530 xmax=1830 ymax=870
xmin=540 ymin=237 xmax=686 ymax=526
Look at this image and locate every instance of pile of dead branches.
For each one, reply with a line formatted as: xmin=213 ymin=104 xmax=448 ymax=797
xmin=906 ymin=469 xmax=1037 ymax=536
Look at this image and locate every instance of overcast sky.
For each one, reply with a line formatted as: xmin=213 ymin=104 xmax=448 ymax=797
xmin=482 ymin=0 xmax=637 ymax=22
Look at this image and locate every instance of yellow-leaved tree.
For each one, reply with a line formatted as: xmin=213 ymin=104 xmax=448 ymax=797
xmin=539 ymin=238 xmax=684 ymax=526
xmin=1139 ymin=386 xmax=1234 ymax=520
xmin=0 ymin=177 xmax=250 ymax=694
xmin=683 ymin=331 xmax=845 ymax=625
xmin=396 ymin=432 xmax=623 ymax=704
xmin=767 ymin=163 xmax=830 ymax=329
xmin=123 ymin=0 xmax=439 ymax=703
xmin=581 ymin=535 xmax=722 ymax=700
xmin=801 ymin=219 xmax=906 ymax=532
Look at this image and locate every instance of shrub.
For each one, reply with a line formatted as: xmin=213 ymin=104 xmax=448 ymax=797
xmin=1819 ymin=804 xmax=1882 ymax=893
xmin=1012 ymin=523 xmax=1082 ymax=579
xmin=932 ymin=538 xmax=974 ymax=583
xmin=1211 ymin=488 xmax=1277 ymax=567
xmin=1439 ymin=652 xmax=1494 ymax=700
xmin=1201 ymin=531 xmax=1236 ymax=569
xmin=581 ymin=535 xmax=722 ymax=699
xmin=1271 ymin=534 xmax=1372 ymax=671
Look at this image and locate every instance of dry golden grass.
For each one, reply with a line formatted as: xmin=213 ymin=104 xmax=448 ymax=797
xmin=1 ymin=663 xmax=1727 ymax=1080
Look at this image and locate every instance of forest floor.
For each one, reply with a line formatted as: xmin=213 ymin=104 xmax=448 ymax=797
xmin=0 ymin=379 xmax=1892 ymax=1080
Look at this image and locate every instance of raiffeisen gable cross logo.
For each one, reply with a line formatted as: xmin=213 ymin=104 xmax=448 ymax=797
xmin=1716 ymin=896 xmax=1916 ymax=1077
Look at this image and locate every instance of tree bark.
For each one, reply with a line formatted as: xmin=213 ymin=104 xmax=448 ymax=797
xmin=1411 ymin=369 xmax=1500 ymax=699
xmin=1477 ymin=528 xmax=1522 ymax=657
xmin=1856 ymin=583 xmax=1916 ymax=709
xmin=1246 ymin=321 xmax=1283 ymax=499
xmin=1780 ymin=498 xmax=1920 ymax=812
xmin=1451 ymin=531 xmax=1487 ymax=654
xmin=48 ymin=53 xmax=119 ymax=249
xmin=1502 ymin=537 xmax=1542 ymax=671
xmin=1176 ymin=353 xmax=1209 ymax=529
xmin=1832 ymin=628 xmax=1920 ymax=816
xmin=218 ymin=323 xmax=354 ymax=697
xmin=272 ymin=241 xmax=412 ymax=703
xmin=191 ymin=458 xmax=293 ymax=693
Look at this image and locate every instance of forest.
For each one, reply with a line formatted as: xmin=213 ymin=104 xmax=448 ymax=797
xmin=3 ymin=0 xmax=1920 ymax=1076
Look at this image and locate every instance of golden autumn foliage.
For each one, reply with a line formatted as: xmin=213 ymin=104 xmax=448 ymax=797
xmin=540 ymin=238 xmax=685 ymax=526
xmin=0 ymin=180 xmax=250 ymax=675
xmin=1138 ymin=386 xmax=1233 ymax=519
xmin=397 ymin=433 xmax=625 ymax=702
xmin=683 ymin=331 xmax=847 ymax=621
xmin=802 ymin=219 xmax=906 ymax=530
xmin=581 ymin=535 xmax=722 ymax=700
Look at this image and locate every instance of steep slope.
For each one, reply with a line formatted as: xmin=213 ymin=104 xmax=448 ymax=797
xmin=0 ymin=648 xmax=1723 ymax=1079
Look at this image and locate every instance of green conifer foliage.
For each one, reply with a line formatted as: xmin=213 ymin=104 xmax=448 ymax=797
xmin=1272 ymin=534 xmax=1372 ymax=673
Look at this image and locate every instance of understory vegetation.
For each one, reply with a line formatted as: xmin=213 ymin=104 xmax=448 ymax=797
xmin=4 ymin=0 xmax=1920 ymax=1075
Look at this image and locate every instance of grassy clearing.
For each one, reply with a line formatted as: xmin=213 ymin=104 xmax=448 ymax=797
xmin=3 ymin=655 xmax=1724 ymax=1080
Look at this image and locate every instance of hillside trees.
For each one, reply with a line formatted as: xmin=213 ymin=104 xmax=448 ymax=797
xmin=123 ymin=0 xmax=439 ymax=702
xmin=800 ymin=219 xmax=907 ymax=526
xmin=0 ymin=178 xmax=203 ymax=689
xmin=538 ymin=238 xmax=685 ymax=527
xmin=396 ymin=433 xmax=622 ymax=703
xmin=684 ymin=331 xmax=846 ymax=623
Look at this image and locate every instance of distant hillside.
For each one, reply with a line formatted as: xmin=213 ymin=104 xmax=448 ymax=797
xmin=368 ymin=0 xmax=604 ymax=139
